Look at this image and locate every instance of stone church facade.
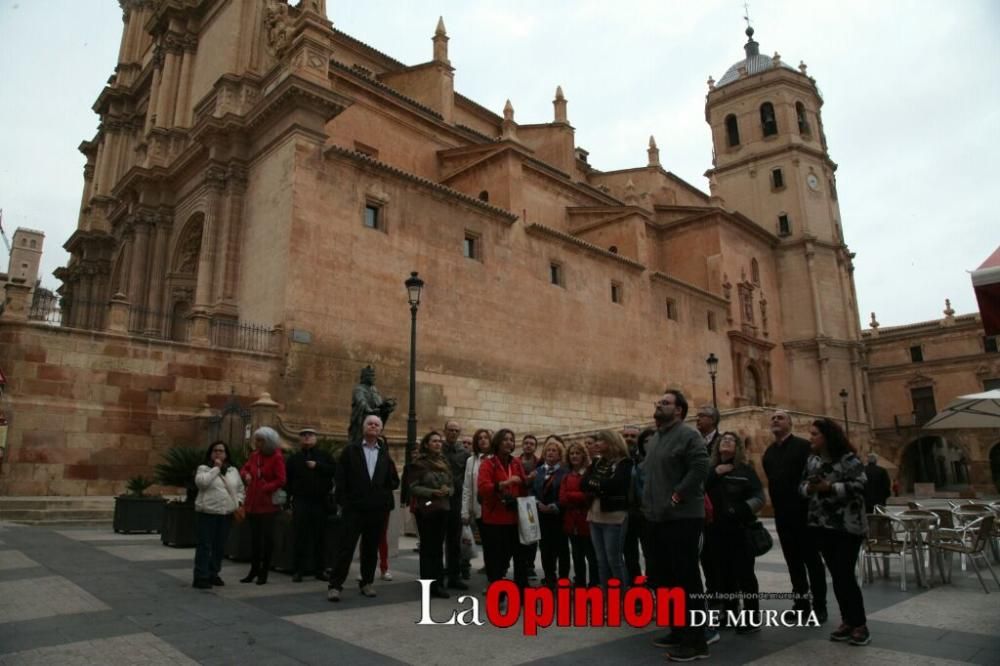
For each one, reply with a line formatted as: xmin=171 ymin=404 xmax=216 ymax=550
xmin=5 ymin=0 xmax=954 ymax=495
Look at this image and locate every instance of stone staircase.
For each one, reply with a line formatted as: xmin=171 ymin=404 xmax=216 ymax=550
xmin=0 ymin=496 xmax=116 ymax=525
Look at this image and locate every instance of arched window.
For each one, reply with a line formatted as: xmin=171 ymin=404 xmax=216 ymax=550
xmin=796 ymin=102 xmax=811 ymax=135
xmin=751 ymin=258 xmax=760 ymax=285
xmin=760 ymin=102 xmax=778 ymax=137
xmin=725 ymin=114 xmax=740 ymax=147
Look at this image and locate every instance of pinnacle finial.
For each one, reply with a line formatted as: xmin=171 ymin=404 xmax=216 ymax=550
xmin=944 ymin=298 xmax=955 ymax=317
xmin=647 ymin=136 xmax=660 ymax=168
xmin=503 ymin=99 xmax=514 ymax=120
xmin=870 ymin=312 xmax=880 ymax=329
xmin=436 ymin=16 xmax=446 ymax=36
xmin=433 ymin=17 xmax=450 ymax=63
xmin=553 ymin=86 xmax=568 ymax=123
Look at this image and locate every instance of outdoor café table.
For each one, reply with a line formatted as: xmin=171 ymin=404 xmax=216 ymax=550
xmin=896 ymin=512 xmax=940 ymax=588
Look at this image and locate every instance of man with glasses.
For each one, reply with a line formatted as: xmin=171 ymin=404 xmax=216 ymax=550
xmin=762 ymin=410 xmax=827 ymax=623
xmin=644 ymin=390 xmax=711 ymax=662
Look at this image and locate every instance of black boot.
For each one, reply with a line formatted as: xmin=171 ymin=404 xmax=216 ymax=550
xmin=240 ymin=569 xmax=258 ymax=584
xmin=430 ymin=582 xmax=450 ymax=599
xmin=447 ymin=577 xmax=470 ymax=591
xmin=192 ymin=578 xmax=212 ymax=589
xmin=256 ymin=570 xmax=269 ymax=585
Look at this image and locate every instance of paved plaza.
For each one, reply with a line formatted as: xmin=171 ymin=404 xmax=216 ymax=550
xmin=0 ymin=518 xmax=998 ymax=665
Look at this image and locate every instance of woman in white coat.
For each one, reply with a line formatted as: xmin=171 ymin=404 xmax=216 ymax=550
xmin=460 ymin=429 xmax=492 ymax=568
xmin=193 ymin=441 xmax=245 ymax=589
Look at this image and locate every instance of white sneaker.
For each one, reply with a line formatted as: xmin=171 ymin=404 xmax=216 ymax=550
xmin=381 ymin=571 xmax=393 ymax=581
xmin=327 ymin=588 xmax=340 ymax=602
xmin=360 ymin=584 xmax=377 ymax=598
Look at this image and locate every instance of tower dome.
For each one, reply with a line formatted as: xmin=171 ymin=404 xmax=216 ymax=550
xmin=716 ymin=27 xmax=797 ymax=88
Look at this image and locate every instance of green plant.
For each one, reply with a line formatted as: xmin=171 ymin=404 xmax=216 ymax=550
xmin=125 ymin=475 xmax=154 ymax=497
xmin=154 ymin=446 xmax=202 ymax=504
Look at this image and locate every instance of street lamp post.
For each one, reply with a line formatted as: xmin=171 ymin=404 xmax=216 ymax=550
xmin=403 ymin=271 xmax=424 ymax=504
xmin=839 ymin=388 xmax=849 ymax=433
xmin=706 ymin=353 xmax=719 ymax=409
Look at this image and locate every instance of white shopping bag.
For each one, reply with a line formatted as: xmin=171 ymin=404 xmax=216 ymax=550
xmin=517 ymin=497 xmax=541 ymax=545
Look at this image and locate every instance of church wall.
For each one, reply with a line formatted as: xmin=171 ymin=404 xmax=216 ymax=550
xmin=189 ymin=0 xmax=243 ymax=115
xmin=235 ymin=137 xmax=297 ymax=326
xmin=452 ymin=104 xmax=499 ymax=139
xmin=325 ymin=101 xmax=456 ymax=181
xmin=0 ymin=321 xmax=279 ymax=496
xmin=774 ymin=249 xmax=815 ymax=340
xmin=572 ymin=216 xmax=646 ymax=263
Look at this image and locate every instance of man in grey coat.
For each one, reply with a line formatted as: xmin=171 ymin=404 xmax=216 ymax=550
xmin=643 ymin=389 xmax=711 ymax=662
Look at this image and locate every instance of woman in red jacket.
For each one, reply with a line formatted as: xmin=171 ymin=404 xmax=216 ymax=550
xmin=559 ymin=440 xmax=597 ymax=587
xmin=477 ymin=428 xmax=528 ymax=589
xmin=239 ymin=426 xmax=287 ymax=585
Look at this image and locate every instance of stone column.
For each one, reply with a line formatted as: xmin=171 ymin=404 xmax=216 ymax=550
xmin=126 ymin=221 xmax=151 ymax=320
xmin=190 ymin=170 xmax=223 ymax=345
xmin=174 ymin=48 xmax=193 ymax=128
xmin=804 ymin=243 xmax=825 ymax=337
xmin=147 ymin=48 xmax=164 ymax=132
xmin=106 ymin=292 xmax=130 ymax=333
xmin=818 ymin=352 xmax=832 ymax=417
xmin=144 ymin=217 xmax=170 ymax=335
xmin=1 ymin=279 xmax=31 ymax=321
xmin=251 ymin=392 xmax=281 ymax=433
xmin=156 ymin=48 xmax=179 ymax=129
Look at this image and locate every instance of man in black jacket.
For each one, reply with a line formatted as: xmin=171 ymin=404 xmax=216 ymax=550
xmin=863 ymin=453 xmax=892 ymax=513
xmin=762 ymin=410 xmax=827 ymax=623
xmin=442 ymin=420 xmax=470 ymax=590
xmin=288 ymin=427 xmax=335 ymax=582
xmin=327 ymin=415 xmax=399 ymax=602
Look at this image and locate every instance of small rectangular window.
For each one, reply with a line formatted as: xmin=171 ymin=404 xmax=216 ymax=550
xmin=363 ymin=203 xmax=381 ymax=230
xmin=611 ymin=282 xmax=622 ymax=304
xmin=666 ymin=298 xmax=678 ymax=321
xmin=771 ymin=168 xmax=784 ymax=190
xmin=550 ymin=262 xmax=563 ymax=287
xmin=909 ymin=345 xmax=924 ymax=363
xmin=463 ymin=232 xmax=480 ymax=260
xmin=707 ymin=311 xmax=717 ymax=331
xmin=778 ymin=214 xmax=791 ymax=236
xmin=984 ymin=336 xmax=999 ymax=353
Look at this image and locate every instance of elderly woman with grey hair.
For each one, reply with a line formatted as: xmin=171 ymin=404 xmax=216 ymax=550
xmin=239 ymin=426 xmax=287 ymax=585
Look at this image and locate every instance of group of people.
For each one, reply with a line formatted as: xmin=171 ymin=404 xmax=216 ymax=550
xmin=191 ymin=390 xmax=876 ymax=662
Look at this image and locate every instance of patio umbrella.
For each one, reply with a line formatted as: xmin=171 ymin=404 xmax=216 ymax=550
xmin=922 ymin=390 xmax=1000 ymax=430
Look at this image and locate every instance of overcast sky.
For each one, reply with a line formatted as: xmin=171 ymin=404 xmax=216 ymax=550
xmin=1 ymin=1 xmax=997 ymax=328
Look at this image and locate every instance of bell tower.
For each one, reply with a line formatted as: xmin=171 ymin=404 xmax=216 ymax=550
xmin=705 ymin=27 xmax=867 ymax=424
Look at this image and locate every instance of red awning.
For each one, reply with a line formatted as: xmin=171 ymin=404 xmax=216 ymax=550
xmin=972 ymin=246 xmax=1000 ymax=336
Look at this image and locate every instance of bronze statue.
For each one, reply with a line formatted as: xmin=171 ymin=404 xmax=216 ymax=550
xmin=348 ymin=365 xmax=396 ymax=443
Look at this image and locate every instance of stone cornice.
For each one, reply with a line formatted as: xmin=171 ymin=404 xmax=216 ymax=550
xmin=323 ymin=145 xmax=519 ymax=223
xmin=652 ymin=206 xmax=779 ymax=248
xmin=706 ymin=142 xmax=837 ymax=176
xmin=862 ymin=313 xmax=982 ymax=341
xmin=867 ymin=353 xmax=996 ymax=378
xmin=782 ymin=336 xmax=862 ymax=351
xmin=649 ymin=271 xmax=729 ymax=307
xmin=525 ymin=223 xmax=646 ymax=271
xmin=727 ymin=328 xmax=776 ymax=351
xmin=596 ymin=166 xmax=710 ymax=202
xmin=706 ymin=67 xmax=822 ymax=108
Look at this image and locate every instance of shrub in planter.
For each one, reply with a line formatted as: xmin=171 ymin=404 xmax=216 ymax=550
xmin=155 ymin=446 xmax=202 ymax=548
xmin=113 ymin=475 xmax=166 ymax=534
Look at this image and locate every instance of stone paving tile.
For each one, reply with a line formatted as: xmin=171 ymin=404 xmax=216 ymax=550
xmin=869 ymin=576 xmax=1000 ymax=635
xmin=159 ymin=565 xmax=420 ymax=600
xmin=0 ymin=550 xmax=39 ymax=571
xmin=55 ymin=529 xmax=162 ymax=543
xmin=98 ymin=544 xmax=194 ymax=562
xmin=0 ymin=576 xmax=109 ymax=624
xmin=0 ymin=632 xmax=199 ymax=665
xmin=744 ymin=639 xmax=975 ymax=665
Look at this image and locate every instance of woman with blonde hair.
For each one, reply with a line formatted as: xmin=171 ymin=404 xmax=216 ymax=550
xmin=582 ymin=430 xmax=633 ymax=587
xmin=559 ymin=440 xmax=597 ymax=586
xmin=704 ymin=431 xmax=765 ymax=632
xmin=533 ymin=435 xmax=569 ymax=586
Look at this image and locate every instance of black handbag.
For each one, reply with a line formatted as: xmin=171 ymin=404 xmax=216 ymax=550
xmin=746 ymin=520 xmax=773 ymax=557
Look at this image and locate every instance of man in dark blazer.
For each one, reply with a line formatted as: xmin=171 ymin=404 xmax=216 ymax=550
xmin=762 ymin=410 xmax=827 ymax=623
xmin=287 ymin=427 xmax=335 ymax=582
xmin=327 ymin=415 xmax=399 ymax=601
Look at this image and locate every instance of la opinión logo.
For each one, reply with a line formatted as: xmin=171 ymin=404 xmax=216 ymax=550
xmin=416 ymin=578 xmax=686 ymax=636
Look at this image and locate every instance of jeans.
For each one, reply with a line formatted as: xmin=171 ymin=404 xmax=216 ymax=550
xmin=813 ymin=527 xmax=866 ymax=627
xmin=590 ymin=520 xmax=628 ymax=587
xmin=706 ymin=522 xmax=759 ymax=613
xmin=378 ymin=511 xmax=390 ymax=573
xmin=194 ymin=512 xmax=231 ymax=581
xmin=624 ymin=510 xmax=649 ymax=582
xmin=444 ymin=508 xmax=463 ymax=579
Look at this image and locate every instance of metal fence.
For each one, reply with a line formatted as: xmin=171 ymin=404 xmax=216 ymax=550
xmin=210 ymin=318 xmax=273 ymax=353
